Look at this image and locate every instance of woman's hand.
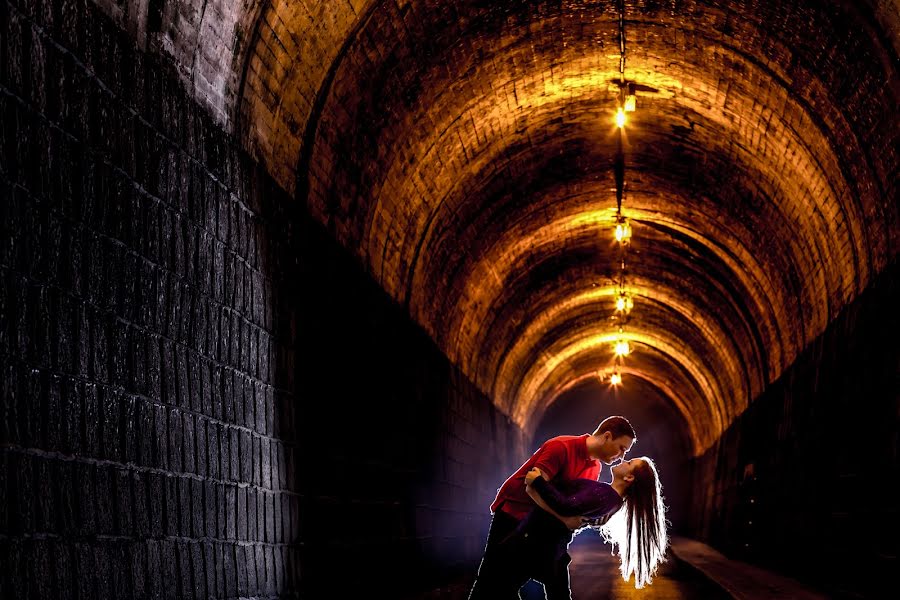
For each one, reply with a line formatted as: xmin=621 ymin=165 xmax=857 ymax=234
xmin=524 ymin=467 xmax=545 ymax=485
xmin=562 ymin=515 xmax=584 ymax=530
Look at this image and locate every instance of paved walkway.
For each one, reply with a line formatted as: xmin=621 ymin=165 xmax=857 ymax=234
xmin=440 ymin=534 xmax=831 ymax=599
xmin=520 ymin=532 xmax=731 ymax=599
xmin=668 ymin=536 xmax=829 ymax=600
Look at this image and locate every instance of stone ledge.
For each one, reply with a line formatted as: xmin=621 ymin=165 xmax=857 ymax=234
xmin=669 ymin=536 xmax=828 ymax=600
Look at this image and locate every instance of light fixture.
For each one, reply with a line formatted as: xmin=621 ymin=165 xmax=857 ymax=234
xmin=600 ymin=0 xmax=640 ymax=391
xmin=615 ymin=291 xmax=633 ymax=314
xmin=624 ymin=83 xmax=636 ymax=112
xmin=614 ymin=216 xmax=631 ymax=243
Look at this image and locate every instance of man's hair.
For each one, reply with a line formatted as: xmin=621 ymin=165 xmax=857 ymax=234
xmin=593 ymin=415 xmax=636 ymax=440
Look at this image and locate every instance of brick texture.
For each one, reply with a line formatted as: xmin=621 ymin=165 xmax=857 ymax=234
xmin=67 ymin=0 xmax=899 ymax=457
xmin=68 ymin=1 xmax=898 ymax=456
xmin=0 ymin=1 xmax=527 ymax=597
xmin=301 ymin=0 xmax=898 ymax=451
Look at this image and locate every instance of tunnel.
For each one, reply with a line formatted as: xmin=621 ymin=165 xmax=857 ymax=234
xmin=0 ymin=0 xmax=898 ymax=598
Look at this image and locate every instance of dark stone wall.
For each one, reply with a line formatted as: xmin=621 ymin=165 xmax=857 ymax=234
xmin=0 ymin=1 xmax=527 ymax=598
xmin=689 ymin=259 xmax=900 ymax=599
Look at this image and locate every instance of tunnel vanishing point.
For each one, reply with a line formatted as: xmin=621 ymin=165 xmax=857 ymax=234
xmin=0 ymin=0 xmax=898 ymax=598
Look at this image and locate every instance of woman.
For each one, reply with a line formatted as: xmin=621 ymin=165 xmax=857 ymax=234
xmin=499 ymin=457 xmax=668 ymax=597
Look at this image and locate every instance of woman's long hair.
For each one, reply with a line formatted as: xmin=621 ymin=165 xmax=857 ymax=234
xmin=597 ymin=456 xmax=668 ymax=589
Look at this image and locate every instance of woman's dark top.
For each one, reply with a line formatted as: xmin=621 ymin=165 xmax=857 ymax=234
xmin=499 ymin=477 xmax=624 ymax=580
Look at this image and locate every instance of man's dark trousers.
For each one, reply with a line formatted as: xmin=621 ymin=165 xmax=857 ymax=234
xmin=468 ymin=509 xmax=522 ymax=599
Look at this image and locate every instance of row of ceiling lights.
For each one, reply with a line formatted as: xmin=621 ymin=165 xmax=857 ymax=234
xmin=608 ymin=0 xmax=635 ymax=387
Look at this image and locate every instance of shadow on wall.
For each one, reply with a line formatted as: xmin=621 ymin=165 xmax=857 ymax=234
xmin=533 ymin=378 xmax=693 ymax=533
xmin=271 ymin=203 xmax=532 ymax=596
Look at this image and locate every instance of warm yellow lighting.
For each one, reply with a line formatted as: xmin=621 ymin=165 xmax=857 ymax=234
xmin=615 ymin=219 xmax=632 ymax=243
xmin=624 ymin=83 xmax=636 ymax=112
xmin=610 ymin=372 xmax=622 ymax=385
xmin=615 ymin=107 xmax=626 ymax=128
xmin=615 ymin=292 xmax=634 ymax=313
xmin=614 ymin=339 xmax=631 ymax=356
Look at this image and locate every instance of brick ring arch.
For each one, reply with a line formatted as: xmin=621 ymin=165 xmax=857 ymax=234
xmin=104 ymin=0 xmax=899 ymax=454
xmin=287 ymin=0 xmax=897 ymax=453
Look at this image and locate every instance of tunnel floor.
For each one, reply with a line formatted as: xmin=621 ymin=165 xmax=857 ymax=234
xmin=519 ymin=533 xmax=731 ymax=600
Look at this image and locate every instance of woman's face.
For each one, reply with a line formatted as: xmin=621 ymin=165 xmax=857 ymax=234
xmin=612 ymin=458 xmax=643 ymax=481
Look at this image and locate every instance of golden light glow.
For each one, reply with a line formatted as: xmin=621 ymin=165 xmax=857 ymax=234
xmin=615 ymin=107 xmax=627 ymax=128
xmin=615 ymin=292 xmax=634 ymax=313
xmin=610 ymin=372 xmax=622 ymax=385
xmin=615 ymin=219 xmax=632 ymax=243
xmin=614 ymin=339 xmax=631 ymax=356
xmin=624 ymin=93 xmax=636 ymax=112
xmin=513 ymin=329 xmax=728 ymax=450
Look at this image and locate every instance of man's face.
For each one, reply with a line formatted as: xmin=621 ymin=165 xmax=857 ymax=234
xmin=601 ymin=434 xmax=635 ymax=465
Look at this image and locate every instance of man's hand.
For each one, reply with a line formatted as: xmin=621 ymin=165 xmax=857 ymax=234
xmin=562 ymin=515 xmax=584 ymax=531
xmin=524 ymin=467 xmax=545 ymax=485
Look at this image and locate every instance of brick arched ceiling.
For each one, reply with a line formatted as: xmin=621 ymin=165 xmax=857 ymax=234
xmin=95 ymin=0 xmax=899 ymax=454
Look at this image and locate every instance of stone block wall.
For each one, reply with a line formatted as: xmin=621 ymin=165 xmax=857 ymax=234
xmin=0 ymin=1 xmax=526 ymax=597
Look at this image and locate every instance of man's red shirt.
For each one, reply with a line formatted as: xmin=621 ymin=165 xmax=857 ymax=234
xmin=490 ymin=434 xmax=601 ymax=520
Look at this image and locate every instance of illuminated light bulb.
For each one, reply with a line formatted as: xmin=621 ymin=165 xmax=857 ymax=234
xmin=615 ymin=292 xmax=633 ymax=314
xmin=614 ymin=339 xmax=630 ymax=356
xmin=615 ymin=219 xmax=632 ymax=243
xmin=610 ymin=372 xmax=622 ymax=385
xmin=615 ymin=107 xmax=626 ymax=128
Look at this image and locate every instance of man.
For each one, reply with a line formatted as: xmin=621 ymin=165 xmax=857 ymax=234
xmin=468 ymin=415 xmax=636 ymax=599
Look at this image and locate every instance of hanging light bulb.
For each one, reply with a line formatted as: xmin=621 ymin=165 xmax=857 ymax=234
xmin=614 ymin=339 xmax=631 ymax=356
xmin=615 ymin=107 xmax=627 ymax=128
xmin=615 ymin=215 xmax=631 ymax=243
xmin=624 ymin=83 xmax=636 ymax=112
xmin=615 ymin=291 xmax=634 ymax=314
xmin=610 ymin=372 xmax=622 ymax=385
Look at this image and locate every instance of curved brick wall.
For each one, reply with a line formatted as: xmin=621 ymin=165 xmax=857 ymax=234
xmin=0 ymin=2 xmax=527 ymax=597
xmin=1 ymin=1 xmax=898 ymax=598
xmin=75 ymin=0 xmax=900 ymax=454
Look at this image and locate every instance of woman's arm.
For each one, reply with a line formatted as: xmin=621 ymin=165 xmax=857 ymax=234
xmin=525 ymin=467 xmax=620 ymax=522
xmin=524 ymin=468 xmax=584 ymax=517
xmin=526 ymin=484 xmax=584 ymax=530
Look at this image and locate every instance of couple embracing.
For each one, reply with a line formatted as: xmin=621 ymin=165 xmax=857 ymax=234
xmin=469 ymin=416 xmax=668 ymax=599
